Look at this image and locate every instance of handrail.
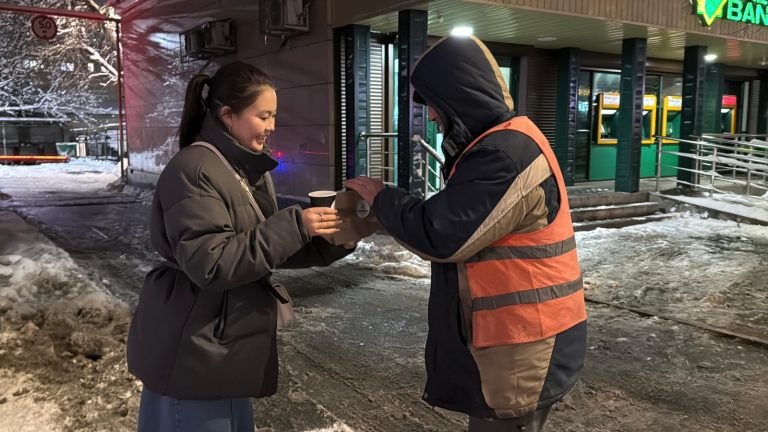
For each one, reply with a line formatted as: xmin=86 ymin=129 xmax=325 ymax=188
xmin=361 ymin=132 xmax=398 ymax=180
xmin=654 ymin=134 xmax=767 ymax=199
xmin=412 ymin=135 xmax=445 ymax=165
xmin=698 ymin=135 xmax=768 ymax=151
xmin=412 ymin=135 xmax=444 ymax=196
xmin=703 ymin=133 xmax=768 ymax=139
xmin=357 ymin=131 xmax=446 ymax=198
xmin=360 ymin=132 xmax=399 ymax=138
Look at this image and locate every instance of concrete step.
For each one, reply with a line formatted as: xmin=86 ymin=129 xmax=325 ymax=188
xmin=569 ymin=191 xmax=651 ymax=209
xmin=573 ymin=213 xmax=677 ymax=232
xmin=570 ymin=201 xmax=660 ymax=222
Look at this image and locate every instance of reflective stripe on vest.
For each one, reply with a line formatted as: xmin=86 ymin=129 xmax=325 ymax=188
xmin=451 ymin=116 xmax=587 ymax=348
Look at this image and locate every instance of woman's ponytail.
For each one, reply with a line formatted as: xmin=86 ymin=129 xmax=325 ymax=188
xmin=178 ymin=74 xmax=210 ymax=149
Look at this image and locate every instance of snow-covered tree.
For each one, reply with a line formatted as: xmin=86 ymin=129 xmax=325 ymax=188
xmin=0 ymin=0 xmax=118 ymax=124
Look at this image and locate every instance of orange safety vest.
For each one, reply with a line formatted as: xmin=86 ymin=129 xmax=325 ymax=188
xmin=449 ymin=116 xmax=587 ymax=348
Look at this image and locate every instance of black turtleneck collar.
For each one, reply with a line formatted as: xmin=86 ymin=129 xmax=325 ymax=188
xmin=196 ymin=112 xmax=279 ymax=183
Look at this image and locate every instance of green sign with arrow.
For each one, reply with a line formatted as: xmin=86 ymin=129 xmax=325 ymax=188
xmin=695 ymin=0 xmax=768 ymax=26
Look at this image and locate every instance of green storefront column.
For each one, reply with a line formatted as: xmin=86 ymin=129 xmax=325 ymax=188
xmin=615 ymin=38 xmax=647 ymax=193
xmin=757 ymin=70 xmax=768 ymax=135
xmin=554 ymin=48 xmax=581 ymax=186
xmin=702 ymin=63 xmax=725 ymax=134
xmin=397 ymin=9 xmax=428 ymax=197
xmin=678 ymin=46 xmax=707 ymax=187
xmin=335 ymin=25 xmax=370 ymax=182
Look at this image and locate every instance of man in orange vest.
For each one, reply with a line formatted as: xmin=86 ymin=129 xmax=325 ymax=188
xmin=345 ymin=35 xmax=587 ymax=431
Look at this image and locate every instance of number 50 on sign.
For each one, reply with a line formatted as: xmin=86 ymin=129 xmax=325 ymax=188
xmin=31 ymin=15 xmax=57 ymax=40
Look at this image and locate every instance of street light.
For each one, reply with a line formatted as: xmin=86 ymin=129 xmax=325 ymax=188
xmin=450 ymin=26 xmax=473 ymax=37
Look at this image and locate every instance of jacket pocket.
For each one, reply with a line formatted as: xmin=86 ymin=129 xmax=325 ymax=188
xmin=212 ymin=291 xmax=228 ymax=339
xmin=218 ymin=287 xmax=276 ymax=344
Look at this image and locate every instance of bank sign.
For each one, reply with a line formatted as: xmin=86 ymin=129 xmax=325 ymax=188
xmin=695 ymin=0 xmax=768 ymax=26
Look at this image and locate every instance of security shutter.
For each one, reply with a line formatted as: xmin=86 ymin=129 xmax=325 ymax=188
xmin=339 ymin=37 xmax=347 ymax=180
xmin=369 ymin=38 xmax=385 ymax=180
xmin=526 ymin=53 xmax=558 ymax=146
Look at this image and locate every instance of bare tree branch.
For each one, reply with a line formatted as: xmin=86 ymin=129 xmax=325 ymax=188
xmin=0 ymin=0 xmax=117 ymax=124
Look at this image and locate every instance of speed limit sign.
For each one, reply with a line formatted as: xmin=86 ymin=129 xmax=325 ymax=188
xmin=31 ymin=15 xmax=57 ymax=40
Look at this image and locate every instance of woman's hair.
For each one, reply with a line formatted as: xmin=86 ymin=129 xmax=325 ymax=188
xmin=178 ymin=61 xmax=274 ymax=148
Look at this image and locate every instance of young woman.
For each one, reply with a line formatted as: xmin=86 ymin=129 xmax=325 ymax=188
xmin=127 ymin=61 xmax=354 ymax=431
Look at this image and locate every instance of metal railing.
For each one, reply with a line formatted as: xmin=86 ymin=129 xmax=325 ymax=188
xmin=358 ymin=132 xmax=445 ymax=198
xmin=360 ymin=132 xmax=398 ymax=187
xmin=412 ymin=134 xmax=444 ymax=196
xmin=654 ymin=134 xmax=768 ymax=199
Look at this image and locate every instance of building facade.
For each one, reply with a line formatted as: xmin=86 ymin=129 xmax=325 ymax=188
xmin=111 ymin=0 xmax=768 ymax=195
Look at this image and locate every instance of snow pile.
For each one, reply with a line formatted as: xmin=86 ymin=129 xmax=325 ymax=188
xmin=0 ymin=158 xmax=120 ymax=197
xmin=0 ymin=209 xmax=130 ymax=347
xmin=0 ymin=157 xmax=119 ymax=178
xmin=304 ymin=423 xmax=355 ymax=432
xmin=0 ymin=210 xmax=137 ymax=430
xmin=714 ymin=192 xmax=768 ymax=212
xmin=120 ymin=183 xmax=155 ymax=204
xmin=0 ymin=211 xmax=106 ymax=311
xmin=662 ymin=193 xmax=768 ymax=224
xmin=340 ymin=234 xmax=430 ymax=278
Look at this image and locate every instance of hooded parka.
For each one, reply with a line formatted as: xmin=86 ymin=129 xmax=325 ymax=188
xmin=127 ymin=113 xmax=352 ymax=400
xmin=372 ymin=36 xmax=587 ymax=419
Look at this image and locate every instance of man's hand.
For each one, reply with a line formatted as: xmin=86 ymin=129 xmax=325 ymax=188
xmin=344 ymin=177 xmax=385 ymax=206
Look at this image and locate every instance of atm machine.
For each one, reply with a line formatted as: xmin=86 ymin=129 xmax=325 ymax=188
xmin=656 ymin=95 xmax=683 ymax=176
xmin=595 ymin=93 xmax=657 ymax=144
xmin=596 ymin=93 xmax=620 ymax=144
xmin=721 ymin=94 xmax=737 ymax=134
xmin=661 ymin=95 xmax=682 ymax=142
xmin=642 ymin=95 xmax=658 ymax=144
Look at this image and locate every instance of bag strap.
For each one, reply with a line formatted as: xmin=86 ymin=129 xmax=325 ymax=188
xmin=190 ymin=141 xmax=267 ymax=222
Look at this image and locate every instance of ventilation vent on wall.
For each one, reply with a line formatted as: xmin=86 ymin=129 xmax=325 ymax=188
xmin=181 ymin=19 xmax=237 ymax=62
xmin=259 ymin=0 xmax=310 ymax=36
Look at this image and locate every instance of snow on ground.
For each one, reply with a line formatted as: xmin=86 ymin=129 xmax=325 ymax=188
xmin=2 ymin=157 xmax=767 ymax=429
xmin=663 ymin=192 xmax=768 ymax=223
xmin=0 ymin=158 xmax=121 ymax=201
xmin=576 ymin=213 xmax=768 ymax=337
xmin=0 ymin=210 xmax=114 ymax=310
xmin=715 ymin=192 xmax=768 ymax=211
xmin=303 ymin=422 xmax=355 ymax=432
xmin=340 ymin=212 xmax=768 ymax=285
xmin=0 ymin=157 xmax=118 ymax=181
xmin=338 ymin=234 xmax=430 ymax=278
xmin=0 ymin=160 xmax=401 ymax=431
xmin=0 ymin=210 xmax=137 ymax=431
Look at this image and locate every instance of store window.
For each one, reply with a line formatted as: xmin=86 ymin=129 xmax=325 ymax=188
xmin=593 ymin=72 xmax=620 ymax=95
xmin=662 ymin=76 xmax=683 ymax=98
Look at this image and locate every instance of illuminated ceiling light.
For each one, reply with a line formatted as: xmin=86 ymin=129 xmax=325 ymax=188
xmin=537 ymin=36 xmax=557 ymax=42
xmin=704 ymin=53 xmax=718 ymax=62
xmin=450 ymin=26 xmax=473 ymax=37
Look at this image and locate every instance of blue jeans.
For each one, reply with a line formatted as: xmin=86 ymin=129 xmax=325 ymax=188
xmin=137 ymin=388 xmax=254 ymax=432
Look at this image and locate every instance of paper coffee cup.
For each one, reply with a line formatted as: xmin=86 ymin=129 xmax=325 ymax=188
xmin=308 ymin=190 xmax=337 ymax=207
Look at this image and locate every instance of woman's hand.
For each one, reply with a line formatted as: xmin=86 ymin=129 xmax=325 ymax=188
xmin=302 ymin=207 xmax=342 ymax=237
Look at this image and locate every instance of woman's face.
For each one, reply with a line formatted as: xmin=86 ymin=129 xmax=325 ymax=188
xmin=222 ymin=87 xmax=277 ymax=153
